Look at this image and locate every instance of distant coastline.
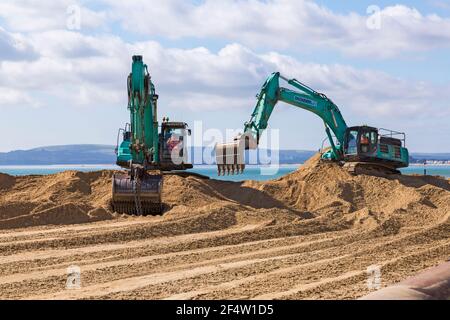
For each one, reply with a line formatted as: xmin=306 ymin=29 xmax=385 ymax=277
xmin=0 ymin=144 xmax=449 ymax=166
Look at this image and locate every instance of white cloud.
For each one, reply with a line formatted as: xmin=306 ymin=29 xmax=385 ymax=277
xmin=0 ymin=26 xmax=447 ymax=126
xmin=0 ymin=27 xmax=38 ymax=60
xmin=0 ymin=87 xmax=38 ymax=107
xmin=2 ymin=1 xmax=450 ymax=59
xmin=0 ymin=0 xmax=106 ymax=32
xmin=261 ymin=51 xmax=450 ymax=119
xmin=166 ymin=92 xmax=253 ymax=111
xmin=104 ymin=0 xmax=450 ymax=58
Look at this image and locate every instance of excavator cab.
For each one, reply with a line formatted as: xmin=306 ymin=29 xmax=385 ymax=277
xmin=344 ymin=126 xmax=378 ymax=158
xmin=159 ymin=119 xmax=193 ymax=171
xmin=343 ymin=126 xmax=408 ymax=173
xmin=115 ymin=123 xmax=132 ymax=168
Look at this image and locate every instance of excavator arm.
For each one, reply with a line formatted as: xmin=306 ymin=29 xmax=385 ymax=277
xmin=128 ymin=55 xmax=159 ymax=166
xmin=216 ymin=72 xmax=348 ymax=175
xmin=112 ymin=55 xmax=162 ymax=215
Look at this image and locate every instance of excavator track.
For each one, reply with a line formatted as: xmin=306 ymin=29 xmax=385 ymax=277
xmin=111 ymin=172 xmax=163 ymax=215
xmin=343 ymin=162 xmax=401 ymax=177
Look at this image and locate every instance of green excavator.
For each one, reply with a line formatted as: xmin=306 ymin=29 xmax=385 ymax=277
xmin=112 ymin=55 xmax=192 ymax=215
xmin=215 ymin=72 xmax=409 ymax=175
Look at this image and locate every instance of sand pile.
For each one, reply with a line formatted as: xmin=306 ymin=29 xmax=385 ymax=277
xmin=0 ymin=170 xmax=115 ymax=229
xmin=245 ymin=153 xmax=450 ymax=233
xmin=0 ymin=153 xmax=448 ymax=233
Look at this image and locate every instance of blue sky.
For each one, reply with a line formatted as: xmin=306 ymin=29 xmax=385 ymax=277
xmin=0 ymin=0 xmax=449 ymax=152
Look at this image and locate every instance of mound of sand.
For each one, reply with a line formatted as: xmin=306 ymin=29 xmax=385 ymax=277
xmin=0 ymin=171 xmax=115 ymax=229
xmin=245 ymin=153 xmax=450 ymax=232
xmin=0 ymin=154 xmax=448 ymax=233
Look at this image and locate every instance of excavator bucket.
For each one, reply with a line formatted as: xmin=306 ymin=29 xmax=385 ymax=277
xmin=215 ymin=133 xmax=257 ymax=175
xmin=111 ymin=173 xmax=163 ymax=215
xmin=215 ymin=140 xmax=245 ymax=175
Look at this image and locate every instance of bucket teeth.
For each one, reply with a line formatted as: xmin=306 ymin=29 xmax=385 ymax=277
xmin=215 ymin=140 xmax=246 ymax=176
xmin=217 ymin=164 xmax=245 ymax=176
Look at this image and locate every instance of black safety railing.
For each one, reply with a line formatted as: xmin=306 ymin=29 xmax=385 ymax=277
xmin=378 ymin=128 xmax=406 ymax=147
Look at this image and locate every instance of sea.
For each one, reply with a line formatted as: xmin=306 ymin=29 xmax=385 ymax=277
xmin=0 ymin=164 xmax=449 ymax=181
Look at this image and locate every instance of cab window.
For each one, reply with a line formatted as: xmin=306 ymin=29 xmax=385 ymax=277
xmin=371 ymin=131 xmax=377 ymax=144
xmin=360 ymin=132 xmax=370 ymax=144
xmin=360 ymin=130 xmax=377 ymax=154
xmin=347 ymin=130 xmax=358 ymax=154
